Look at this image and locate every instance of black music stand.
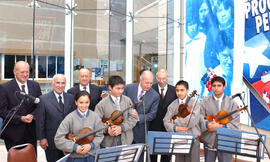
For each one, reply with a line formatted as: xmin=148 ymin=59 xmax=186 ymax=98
xmin=216 ymin=127 xmax=266 ymax=162
xmin=148 ymin=131 xmax=194 ymax=160
xmin=56 ymin=153 xmax=70 ymax=162
xmin=95 ymin=144 xmax=144 ymax=162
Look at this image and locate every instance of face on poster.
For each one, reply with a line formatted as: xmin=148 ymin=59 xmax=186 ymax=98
xmin=184 ymin=0 xmax=234 ymax=97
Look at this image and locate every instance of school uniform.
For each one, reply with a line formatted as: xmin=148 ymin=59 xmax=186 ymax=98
xmin=94 ymin=95 xmax=138 ymax=147
xmin=163 ymin=97 xmax=201 ymax=162
xmin=54 ymin=109 xmax=104 ymax=162
xmin=200 ymin=95 xmax=240 ymax=162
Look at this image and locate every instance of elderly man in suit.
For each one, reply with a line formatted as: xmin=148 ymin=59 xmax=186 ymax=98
xmin=0 ymin=61 xmax=42 ymax=151
xmin=36 ymin=74 xmax=74 ymax=162
xmin=149 ymin=69 xmax=177 ymax=162
xmin=124 ymin=70 xmax=159 ymax=144
xmin=68 ymin=68 xmax=102 ymax=111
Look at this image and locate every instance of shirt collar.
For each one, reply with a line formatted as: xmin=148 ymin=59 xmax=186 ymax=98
xmin=76 ymin=109 xmax=89 ymax=118
xmin=110 ymin=95 xmax=120 ymax=104
xmin=158 ymin=84 xmax=167 ymax=91
xmin=178 ymin=96 xmax=188 ymax=105
xmin=15 ymin=78 xmax=27 ymax=90
xmin=54 ymin=91 xmax=64 ymax=101
xmin=138 ymin=84 xmax=146 ymax=94
xmin=213 ymin=94 xmax=225 ymax=101
xmin=80 ymin=84 xmax=89 ymax=91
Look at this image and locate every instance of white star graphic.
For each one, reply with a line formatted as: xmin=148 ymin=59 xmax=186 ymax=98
xmin=244 ymin=33 xmax=270 ymax=78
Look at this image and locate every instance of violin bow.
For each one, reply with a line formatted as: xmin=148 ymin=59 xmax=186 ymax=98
xmin=186 ymin=94 xmax=199 ymax=128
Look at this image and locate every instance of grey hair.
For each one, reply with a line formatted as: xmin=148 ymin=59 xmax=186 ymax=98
xmin=14 ymin=61 xmax=29 ymax=72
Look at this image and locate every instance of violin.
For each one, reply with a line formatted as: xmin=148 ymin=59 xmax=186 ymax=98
xmin=102 ymin=104 xmax=136 ymax=125
xmin=66 ymin=127 xmax=94 ymax=145
xmin=102 ymin=110 xmax=124 ymax=125
xmin=66 ymin=126 xmax=106 ymax=144
xmin=171 ymin=90 xmax=197 ymax=120
xmin=205 ymin=106 xmax=247 ymax=132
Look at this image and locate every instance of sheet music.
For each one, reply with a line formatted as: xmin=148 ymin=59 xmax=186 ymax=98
xmin=169 ymin=134 xmax=193 ymax=154
xmin=240 ymin=133 xmax=259 ymax=156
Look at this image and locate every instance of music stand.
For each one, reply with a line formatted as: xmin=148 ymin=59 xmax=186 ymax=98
xmin=95 ymin=144 xmax=144 ymax=162
xmin=148 ymin=131 xmax=194 ymax=158
xmin=56 ymin=154 xmax=70 ymax=162
xmin=216 ymin=127 xmax=266 ymax=162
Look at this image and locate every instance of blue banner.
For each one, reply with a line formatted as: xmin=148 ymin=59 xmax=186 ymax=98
xmin=185 ymin=0 xmax=234 ymax=97
xmin=244 ymin=0 xmax=270 ymax=130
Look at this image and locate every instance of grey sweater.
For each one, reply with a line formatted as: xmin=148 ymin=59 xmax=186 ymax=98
xmin=54 ymin=109 xmax=104 ymax=158
xmin=163 ymin=97 xmax=201 ymax=136
xmin=200 ymin=95 xmax=240 ymax=148
xmin=95 ymin=95 xmax=138 ymax=147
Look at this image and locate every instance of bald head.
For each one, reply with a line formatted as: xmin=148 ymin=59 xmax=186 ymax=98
xmin=156 ymin=69 xmax=168 ymax=88
xmin=140 ymin=70 xmax=154 ymax=91
xmin=13 ymin=61 xmax=30 ymax=84
xmin=79 ymin=68 xmax=91 ymax=86
xmin=52 ymin=74 xmax=66 ymax=94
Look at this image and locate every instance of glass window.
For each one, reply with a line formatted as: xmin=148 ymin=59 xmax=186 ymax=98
xmin=4 ymin=55 xmax=15 ymax=79
xmin=48 ymin=56 xmax=56 ymax=78
xmin=57 ymin=56 xmax=64 ymax=74
xmin=38 ymin=56 xmax=46 ymax=78
xmin=133 ymin=0 xmax=167 ymax=82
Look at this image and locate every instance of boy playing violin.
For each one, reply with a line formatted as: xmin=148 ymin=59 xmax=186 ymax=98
xmin=163 ymin=80 xmax=201 ymax=162
xmin=95 ymin=75 xmax=138 ymax=148
xmin=200 ymin=76 xmax=240 ymax=162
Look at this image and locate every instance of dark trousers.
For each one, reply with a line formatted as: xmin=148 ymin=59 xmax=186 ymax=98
xmin=150 ymin=154 xmax=171 ymax=162
xmin=204 ymin=142 xmax=232 ymax=162
xmin=45 ymin=148 xmax=64 ymax=162
xmin=4 ymin=124 xmax=37 ymax=153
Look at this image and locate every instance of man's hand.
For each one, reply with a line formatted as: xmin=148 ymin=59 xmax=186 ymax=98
xmin=21 ymin=114 xmax=34 ymax=123
xmin=40 ymin=139 xmax=48 ymax=150
xmin=131 ymin=109 xmax=139 ymax=120
xmin=208 ymin=121 xmax=223 ymax=132
xmin=176 ymin=126 xmax=188 ymax=133
xmin=101 ymin=92 xmax=109 ymax=98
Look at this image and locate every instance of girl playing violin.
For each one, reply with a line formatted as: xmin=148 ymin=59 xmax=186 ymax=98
xmin=163 ymin=80 xmax=201 ymax=162
xmin=54 ymin=91 xmax=104 ymax=162
xmin=200 ymin=76 xmax=239 ymax=162
xmin=95 ymin=75 xmax=138 ymax=148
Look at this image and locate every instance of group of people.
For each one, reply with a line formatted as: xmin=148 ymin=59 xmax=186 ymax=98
xmin=185 ymin=0 xmax=234 ymax=96
xmin=0 ymin=61 xmax=240 ymax=162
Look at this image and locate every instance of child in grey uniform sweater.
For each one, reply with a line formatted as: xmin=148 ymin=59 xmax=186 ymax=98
xmin=95 ymin=75 xmax=138 ymax=148
xmin=163 ymin=80 xmax=201 ymax=162
xmin=55 ymin=91 xmax=104 ymax=162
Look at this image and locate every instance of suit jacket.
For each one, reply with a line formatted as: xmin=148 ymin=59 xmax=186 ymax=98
xmin=123 ymin=83 xmax=160 ymax=143
xmin=67 ymin=84 xmax=102 ymax=111
xmin=0 ymin=79 xmax=42 ymax=142
xmin=36 ymin=91 xmax=74 ymax=150
xmin=149 ymin=83 xmax=177 ymax=132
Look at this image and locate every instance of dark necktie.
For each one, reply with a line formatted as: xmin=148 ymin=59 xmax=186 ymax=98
xmin=83 ymin=86 xmax=87 ymax=91
xmin=21 ymin=85 xmax=26 ymax=93
xmin=58 ymin=96 xmax=64 ymax=112
xmin=161 ymin=88 xmax=164 ymax=99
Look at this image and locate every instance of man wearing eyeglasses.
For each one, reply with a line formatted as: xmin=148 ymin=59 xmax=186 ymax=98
xmin=149 ymin=69 xmax=177 ymax=162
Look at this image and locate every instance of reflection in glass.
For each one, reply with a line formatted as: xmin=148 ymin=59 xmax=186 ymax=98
xmin=38 ymin=56 xmax=46 ymax=78
xmin=4 ymin=55 xmax=15 ymax=78
xmin=48 ymin=56 xmax=56 ymax=78
xmin=57 ymin=56 xmax=64 ymax=74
